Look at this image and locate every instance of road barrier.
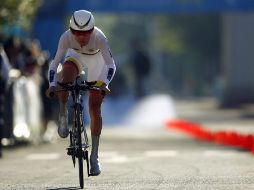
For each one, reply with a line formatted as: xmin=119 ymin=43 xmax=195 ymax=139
xmin=3 ymin=75 xmax=43 ymax=144
xmin=165 ymin=119 xmax=254 ymax=155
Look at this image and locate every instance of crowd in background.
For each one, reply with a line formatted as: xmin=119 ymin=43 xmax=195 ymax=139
xmin=0 ymin=35 xmax=57 ymax=157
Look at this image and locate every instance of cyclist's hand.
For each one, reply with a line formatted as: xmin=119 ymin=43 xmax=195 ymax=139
xmin=46 ymin=86 xmax=57 ymax=99
xmin=100 ymin=83 xmax=111 ymax=95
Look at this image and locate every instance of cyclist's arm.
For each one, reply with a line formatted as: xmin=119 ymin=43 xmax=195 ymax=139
xmin=97 ymin=35 xmax=116 ymax=86
xmin=48 ymin=34 xmax=68 ymax=87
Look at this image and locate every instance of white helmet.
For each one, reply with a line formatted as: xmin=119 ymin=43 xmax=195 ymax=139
xmin=69 ymin=10 xmax=95 ymax=31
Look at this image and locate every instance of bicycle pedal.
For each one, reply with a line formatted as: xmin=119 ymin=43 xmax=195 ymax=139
xmin=83 ymin=150 xmax=89 ymax=160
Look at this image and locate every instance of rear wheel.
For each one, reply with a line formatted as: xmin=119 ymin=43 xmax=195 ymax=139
xmin=69 ymin=132 xmax=76 ymax=167
xmin=81 ymin=114 xmax=90 ymax=177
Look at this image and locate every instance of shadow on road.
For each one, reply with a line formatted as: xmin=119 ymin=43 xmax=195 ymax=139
xmin=47 ymin=187 xmax=82 ymax=190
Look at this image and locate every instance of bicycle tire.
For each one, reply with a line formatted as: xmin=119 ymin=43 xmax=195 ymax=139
xmin=85 ymin=150 xmax=90 ymax=177
xmin=76 ymin=105 xmax=84 ymax=189
xmin=78 ymin=156 xmax=84 ymax=188
xmin=69 ymin=131 xmax=76 ymax=168
xmin=81 ymin=113 xmax=91 ymax=178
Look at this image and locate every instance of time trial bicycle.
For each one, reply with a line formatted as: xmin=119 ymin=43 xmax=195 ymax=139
xmin=56 ymin=75 xmax=100 ymax=189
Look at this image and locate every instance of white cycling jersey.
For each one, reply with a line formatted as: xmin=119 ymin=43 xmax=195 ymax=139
xmin=48 ymin=27 xmax=116 ymax=87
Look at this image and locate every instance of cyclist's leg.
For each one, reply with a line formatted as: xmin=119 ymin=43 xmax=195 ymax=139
xmin=84 ymin=53 xmax=106 ymax=175
xmin=58 ymin=50 xmax=82 ymax=102
xmin=89 ymin=91 xmax=104 ymax=136
xmin=57 ymin=58 xmax=79 ymax=138
xmin=58 ymin=62 xmax=79 ymax=102
xmin=88 ymin=90 xmax=104 ymax=175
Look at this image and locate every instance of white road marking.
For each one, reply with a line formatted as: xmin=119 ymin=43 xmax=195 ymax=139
xmin=101 ymin=150 xmax=179 ymax=163
xmin=203 ymin=150 xmax=239 ymax=157
xmin=100 ymin=151 xmax=131 ymax=163
xmin=25 ymin=149 xmax=243 ymax=162
xmin=26 ymin=153 xmax=61 ymax=160
xmin=100 ymin=151 xmax=119 ymax=158
xmin=144 ymin=150 xmax=178 ymax=157
xmin=102 ymin=155 xmax=130 ymax=163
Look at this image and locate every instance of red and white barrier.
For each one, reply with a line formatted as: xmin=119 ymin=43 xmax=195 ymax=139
xmin=165 ymin=119 xmax=254 ymax=155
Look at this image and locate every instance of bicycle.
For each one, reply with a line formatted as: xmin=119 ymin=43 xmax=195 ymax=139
xmin=56 ymin=75 xmax=100 ymax=189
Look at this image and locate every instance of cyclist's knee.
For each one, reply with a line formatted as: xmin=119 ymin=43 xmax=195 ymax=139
xmin=61 ymin=62 xmax=78 ymax=82
xmin=57 ymin=63 xmax=78 ymax=102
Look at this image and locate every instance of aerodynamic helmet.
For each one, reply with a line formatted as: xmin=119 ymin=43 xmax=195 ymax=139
xmin=69 ymin=10 xmax=95 ymax=31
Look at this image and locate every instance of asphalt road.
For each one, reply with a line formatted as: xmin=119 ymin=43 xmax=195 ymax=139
xmin=1 ymin=126 xmax=254 ymax=190
xmin=1 ymin=98 xmax=254 ymax=190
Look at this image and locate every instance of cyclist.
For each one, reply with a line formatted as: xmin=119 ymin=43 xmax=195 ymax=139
xmin=46 ymin=10 xmax=116 ymax=176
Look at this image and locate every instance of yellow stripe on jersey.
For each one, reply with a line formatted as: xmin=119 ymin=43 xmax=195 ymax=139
xmin=94 ymin=80 xmax=104 ymax=87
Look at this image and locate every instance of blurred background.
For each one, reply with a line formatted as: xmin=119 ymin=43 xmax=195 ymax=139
xmin=1 ymin=0 xmax=254 ymax=147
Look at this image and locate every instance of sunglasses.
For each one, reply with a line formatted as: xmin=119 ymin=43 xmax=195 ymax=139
xmin=70 ymin=28 xmax=93 ymax=36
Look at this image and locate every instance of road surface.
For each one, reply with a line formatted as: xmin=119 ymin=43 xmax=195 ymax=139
xmin=1 ymin=98 xmax=254 ymax=189
xmin=1 ymin=126 xmax=254 ymax=190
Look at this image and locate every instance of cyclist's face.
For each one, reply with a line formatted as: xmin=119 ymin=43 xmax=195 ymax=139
xmin=71 ymin=30 xmax=93 ymax=46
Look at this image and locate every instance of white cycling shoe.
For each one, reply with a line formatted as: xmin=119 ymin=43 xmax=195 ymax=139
xmin=90 ymin=155 xmax=101 ymax=176
xmin=58 ymin=112 xmax=69 ymax=138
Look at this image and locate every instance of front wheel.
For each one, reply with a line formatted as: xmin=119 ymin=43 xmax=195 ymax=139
xmin=78 ymin=154 xmax=84 ymax=188
xmin=76 ymin=105 xmax=84 ymax=188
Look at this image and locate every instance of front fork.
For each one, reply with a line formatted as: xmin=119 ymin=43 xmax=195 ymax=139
xmin=67 ymin=104 xmax=90 ymax=176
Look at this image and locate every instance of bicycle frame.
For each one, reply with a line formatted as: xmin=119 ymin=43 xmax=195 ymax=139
xmin=57 ymin=76 xmax=100 ymax=189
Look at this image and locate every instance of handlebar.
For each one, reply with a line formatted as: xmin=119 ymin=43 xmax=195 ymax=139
xmin=57 ymin=80 xmax=100 ymax=93
xmin=48 ymin=76 xmax=104 ymax=98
